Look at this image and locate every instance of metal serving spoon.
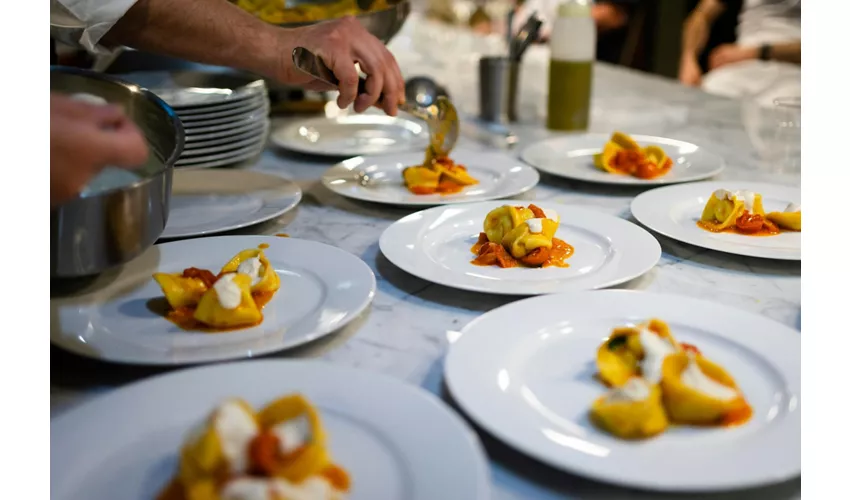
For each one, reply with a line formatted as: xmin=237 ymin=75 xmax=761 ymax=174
xmin=292 ymin=47 xmax=459 ymax=159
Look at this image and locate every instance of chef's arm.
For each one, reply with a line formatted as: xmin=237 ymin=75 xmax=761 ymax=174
xmin=765 ymin=41 xmax=801 ymax=65
xmin=101 ymin=0 xmax=283 ymax=81
xmin=680 ymin=0 xmax=726 ymax=62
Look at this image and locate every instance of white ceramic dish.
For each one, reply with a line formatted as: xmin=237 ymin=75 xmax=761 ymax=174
xmin=50 ymin=236 xmax=376 ymax=364
xmin=179 ymin=102 xmax=269 ymax=128
xmin=180 ymin=130 xmax=268 ymax=157
xmin=185 ymin=120 xmax=267 ymax=143
xmin=176 ymin=140 xmax=268 ymax=168
xmin=630 ymin=181 xmax=801 ymax=260
xmin=160 ymin=170 xmax=302 ymax=239
xmin=322 ymin=148 xmax=540 ymax=207
xmin=176 ymin=94 xmax=267 ymax=116
xmin=520 ymin=133 xmax=725 ymax=185
xmin=379 ymin=202 xmax=661 ymax=294
xmin=51 ymin=360 xmax=491 ymax=500
xmin=272 ymin=113 xmax=430 ymax=156
xmin=444 ymin=290 xmax=801 ymax=492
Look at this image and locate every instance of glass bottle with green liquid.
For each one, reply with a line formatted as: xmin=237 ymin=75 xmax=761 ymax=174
xmin=546 ymin=0 xmax=596 ymax=131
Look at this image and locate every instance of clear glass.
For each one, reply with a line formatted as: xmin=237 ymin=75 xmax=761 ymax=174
xmin=741 ymin=94 xmax=801 ymax=175
xmin=772 ymin=97 xmax=801 ymax=174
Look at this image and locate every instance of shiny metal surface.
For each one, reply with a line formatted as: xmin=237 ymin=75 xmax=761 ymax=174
xmin=118 ymin=70 xmax=268 ymax=108
xmin=479 ymin=56 xmax=520 ymax=124
xmin=278 ymin=0 xmax=411 ymax=44
xmin=51 ymin=67 xmax=184 ymax=278
xmin=404 ymin=76 xmax=450 ymax=108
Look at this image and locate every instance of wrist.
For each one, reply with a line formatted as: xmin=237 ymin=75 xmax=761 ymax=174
xmin=757 ymin=44 xmax=772 ymax=61
xmin=246 ymin=24 xmax=293 ymax=82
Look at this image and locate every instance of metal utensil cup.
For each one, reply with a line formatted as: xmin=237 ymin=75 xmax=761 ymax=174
xmin=479 ymin=56 xmax=520 ymax=124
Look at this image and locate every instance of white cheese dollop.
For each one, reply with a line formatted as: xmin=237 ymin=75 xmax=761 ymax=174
xmin=236 ymin=257 xmax=263 ymax=285
xmin=785 ymin=202 xmax=801 ymax=213
xmin=526 ymin=218 xmax=545 ymax=233
xmin=680 ymin=359 xmax=739 ymax=401
xmin=214 ymin=400 xmax=259 ymax=474
xmin=713 ymin=189 xmax=756 ymax=212
xmin=213 ymin=273 xmax=243 ymax=309
xmin=638 ymin=327 xmax=677 ymax=384
xmin=271 ymin=414 xmax=311 ymax=455
xmin=606 ymin=377 xmax=651 ymax=403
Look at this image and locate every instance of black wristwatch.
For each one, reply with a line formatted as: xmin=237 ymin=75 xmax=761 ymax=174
xmin=758 ymin=44 xmax=773 ymax=61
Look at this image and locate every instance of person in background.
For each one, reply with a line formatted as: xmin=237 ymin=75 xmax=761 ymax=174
xmin=50 ymin=0 xmax=405 ymax=207
xmin=678 ymin=0 xmax=800 ymax=97
xmin=510 ymin=0 xmax=639 ymax=64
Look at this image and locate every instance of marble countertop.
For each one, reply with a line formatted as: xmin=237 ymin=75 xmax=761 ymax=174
xmin=50 ymin=13 xmax=801 ymax=500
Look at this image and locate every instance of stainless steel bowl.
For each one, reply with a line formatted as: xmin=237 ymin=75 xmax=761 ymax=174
xmin=51 ymin=67 xmax=184 ymax=278
xmin=277 ymin=0 xmax=411 ymax=44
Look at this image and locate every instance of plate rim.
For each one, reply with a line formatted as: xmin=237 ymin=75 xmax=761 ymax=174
xmin=520 ymin=133 xmax=726 ymax=186
xmin=50 ymin=236 xmax=377 ymax=365
xmin=271 ymin=114 xmax=430 ymax=157
xmin=159 ymin=171 xmax=303 ymax=239
xmin=51 ymin=359 xmax=492 ymax=500
xmin=322 ymin=148 xmax=541 ymax=207
xmin=630 ymin=180 xmax=801 ymax=260
xmin=378 ymin=201 xmax=661 ymax=294
xmin=443 ymin=289 xmax=801 ymax=492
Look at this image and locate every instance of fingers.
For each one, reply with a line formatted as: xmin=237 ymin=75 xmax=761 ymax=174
xmin=324 ymin=44 xmax=361 ymax=110
xmin=354 ymin=59 xmax=384 ymax=114
xmin=294 ymin=16 xmax=405 ymax=116
xmin=91 ymin=121 xmax=150 ymax=167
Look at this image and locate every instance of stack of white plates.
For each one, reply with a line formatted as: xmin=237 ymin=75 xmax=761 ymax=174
xmin=121 ymin=70 xmax=271 ymax=169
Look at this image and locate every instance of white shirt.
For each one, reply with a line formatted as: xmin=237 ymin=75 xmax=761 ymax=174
xmin=51 ymin=0 xmax=139 ymax=53
xmin=736 ymin=0 xmax=801 ymax=47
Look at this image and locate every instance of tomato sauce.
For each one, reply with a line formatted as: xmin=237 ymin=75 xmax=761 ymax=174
xmin=470 ymin=232 xmax=574 ymax=269
xmin=163 ymin=269 xmax=277 ymax=333
xmin=697 ymin=210 xmax=782 ymax=237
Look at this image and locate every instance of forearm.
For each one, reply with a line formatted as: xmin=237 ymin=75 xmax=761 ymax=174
xmin=768 ymin=41 xmax=801 ymax=64
xmin=680 ymin=0 xmax=725 ymax=61
xmin=102 ymin=0 xmax=291 ymax=81
xmin=680 ymin=13 xmax=712 ymax=61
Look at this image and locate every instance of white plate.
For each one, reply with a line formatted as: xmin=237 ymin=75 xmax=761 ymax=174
xmin=176 ymin=95 xmax=267 ymax=116
xmin=186 ymin=120 xmax=267 ymax=143
xmin=631 ymin=181 xmax=801 ymax=260
xmin=184 ymin=123 xmax=268 ymax=149
xmin=179 ymin=98 xmax=269 ymax=123
xmin=322 ymin=149 xmax=540 ymax=207
xmin=51 ymin=360 xmax=491 ymax=500
xmin=379 ymin=202 xmax=660 ymax=294
xmin=185 ymin=113 xmax=268 ymax=134
xmin=272 ymin=114 xmax=430 ymax=156
xmin=180 ymin=130 xmax=268 ymax=157
xmin=175 ymin=150 xmax=263 ymax=170
xmin=176 ymin=139 xmax=267 ymax=167
xmin=444 ymin=290 xmax=801 ymax=492
xmin=180 ymin=102 xmax=269 ymax=128
xmin=160 ymin=170 xmax=302 ymax=239
xmin=50 ymin=236 xmax=375 ymax=364
xmin=520 ymin=134 xmax=725 ymax=185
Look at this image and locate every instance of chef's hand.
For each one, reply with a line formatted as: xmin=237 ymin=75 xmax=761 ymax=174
xmin=50 ymin=93 xmax=149 ymax=207
xmin=281 ymin=16 xmax=405 ymax=116
xmin=678 ymin=55 xmax=703 ymax=87
xmin=708 ymin=44 xmax=758 ymax=71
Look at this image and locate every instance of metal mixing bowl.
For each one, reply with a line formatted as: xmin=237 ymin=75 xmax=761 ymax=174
xmin=276 ymin=0 xmax=411 ymax=44
xmin=51 ymin=67 xmax=184 ymax=278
